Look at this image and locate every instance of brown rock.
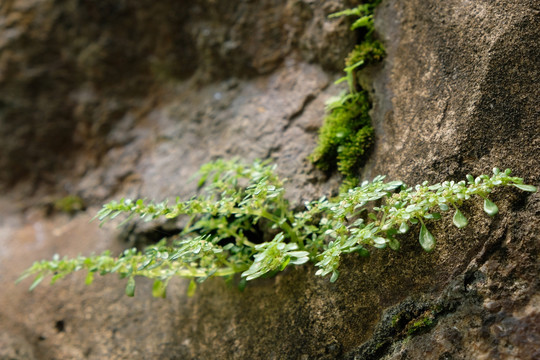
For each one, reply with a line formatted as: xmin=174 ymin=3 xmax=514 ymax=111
xmin=0 ymin=0 xmax=538 ymax=359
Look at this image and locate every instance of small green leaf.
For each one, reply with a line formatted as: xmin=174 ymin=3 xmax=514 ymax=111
xmin=85 ymin=272 xmax=95 ymax=286
xmin=483 ymin=198 xmax=499 ymax=216
xmin=385 ymin=181 xmax=404 ymax=190
xmin=513 ymin=184 xmax=537 ymax=192
xmin=334 ymin=76 xmax=348 ymax=85
xmin=439 ymin=203 xmax=449 ymax=211
xmin=357 ymin=247 xmax=370 ymax=257
xmin=344 ymin=60 xmax=365 ymax=72
xmin=452 ymin=209 xmax=468 ymax=228
xmin=137 ymin=257 xmax=153 ymax=271
xmin=197 ymin=174 xmax=208 ymax=188
xmin=373 ymin=237 xmax=387 ymax=245
xmin=152 ymin=280 xmax=167 ymax=298
xmin=388 ymin=237 xmax=400 ymax=251
xmin=290 ymin=257 xmax=309 ymax=265
xmin=399 ymin=222 xmax=409 ymax=234
xmin=238 ymin=278 xmax=247 ymax=292
xmin=424 ymin=212 xmax=441 ymax=220
xmin=29 ymin=274 xmax=44 ymax=291
xmin=187 ymin=279 xmax=197 ymax=297
xmin=280 ymin=257 xmax=291 ymax=271
xmin=350 ymin=15 xmax=372 ymax=30
xmin=125 ymin=277 xmax=136 ymax=297
xmin=419 ymin=223 xmax=436 ymax=252
xmin=330 ymin=270 xmax=339 ymax=283
xmin=15 ymin=272 xmax=31 ymax=284
xmin=50 ymin=273 xmax=63 ymax=285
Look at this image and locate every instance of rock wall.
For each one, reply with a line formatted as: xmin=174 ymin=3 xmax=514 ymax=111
xmin=0 ymin=0 xmax=538 ymax=359
xmin=0 ymin=0 xmax=354 ymax=192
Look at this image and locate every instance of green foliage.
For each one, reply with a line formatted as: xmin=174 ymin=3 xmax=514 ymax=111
xmin=310 ymin=1 xmax=385 ymax=185
xmin=328 ymin=0 xmax=382 ymax=33
xmin=452 ymin=208 xmax=468 ymax=228
xmin=345 ymin=40 xmax=385 ymax=72
xmin=19 ymin=160 xmax=537 ymax=297
xmin=53 ymin=195 xmax=85 ymax=214
xmin=406 ymin=313 xmax=435 ymax=336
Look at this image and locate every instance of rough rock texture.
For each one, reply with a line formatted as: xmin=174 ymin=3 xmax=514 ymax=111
xmin=0 ymin=0 xmax=354 ymax=192
xmin=1 ymin=0 xmax=539 ymax=359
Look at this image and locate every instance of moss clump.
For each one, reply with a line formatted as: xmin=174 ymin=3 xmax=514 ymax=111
xmin=309 ymin=2 xmax=385 ymax=188
xmin=346 ymin=39 xmax=385 ymax=69
xmin=391 ymin=311 xmax=408 ymax=329
xmin=405 ymin=312 xmax=435 ymax=336
xmin=53 ymin=195 xmax=85 ymax=215
xmin=309 ymin=91 xmax=373 ymax=180
xmin=392 ymin=308 xmax=436 ymax=336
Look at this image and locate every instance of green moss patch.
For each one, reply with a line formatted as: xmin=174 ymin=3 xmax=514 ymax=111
xmin=53 ymin=195 xmax=86 ymax=215
xmin=309 ymin=1 xmax=385 ymax=188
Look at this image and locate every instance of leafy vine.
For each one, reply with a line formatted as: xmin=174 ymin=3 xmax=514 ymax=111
xmin=19 ymin=160 xmax=536 ymax=296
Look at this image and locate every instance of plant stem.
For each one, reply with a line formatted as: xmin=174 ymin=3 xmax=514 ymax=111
xmin=260 ymin=209 xmax=304 ymax=250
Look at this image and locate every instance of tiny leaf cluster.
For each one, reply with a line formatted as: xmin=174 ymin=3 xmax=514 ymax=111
xmin=19 ymin=160 xmax=536 ymax=297
xmin=310 ymin=0 xmax=384 ymax=186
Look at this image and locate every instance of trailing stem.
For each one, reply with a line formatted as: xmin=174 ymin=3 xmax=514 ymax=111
xmin=19 ymin=160 xmax=537 ymax=296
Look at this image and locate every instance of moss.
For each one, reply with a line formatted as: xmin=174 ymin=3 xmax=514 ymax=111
xmin=391 ymin=311 xmax=406 ymax=329
xmin=53 ymin=195 xmax=85 ymax=215
xmin=345 ymin=39 xmax=385 ymax=69
xmin=337 ymin=125 xmax=374 ymax=176
xmin=391 ymin=307 xmax=437 ymax=337
xmin=405 ymin=313 xmax=435 ymax=336
xmin=309 ymin=91 xmax=372 ymax=179
xmin=309 ymin=2 xmax=385 ymax=187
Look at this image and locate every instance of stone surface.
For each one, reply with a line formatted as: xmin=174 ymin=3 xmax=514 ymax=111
xmin=0 ymin=0 xmax=353 ymax=192
xmin=0 ymin=0 xmax=539 ymax=359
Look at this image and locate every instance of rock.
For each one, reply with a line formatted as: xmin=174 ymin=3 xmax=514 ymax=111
xmin=0 ymin=331 xmax=35 ymax=360
xmin=0 ymin=0 xmax=352 ymax=193
xmin=0 ymin=0 xmax=538 ymax=359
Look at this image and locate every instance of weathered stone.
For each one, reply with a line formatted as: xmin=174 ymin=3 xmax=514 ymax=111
xmin=0 ymin=0 xmax=538 ymax=359
xmin=0 ymin=330 xmax=35 ymax=360
xmin=0 ymin=0 xmax=352 ymax=192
